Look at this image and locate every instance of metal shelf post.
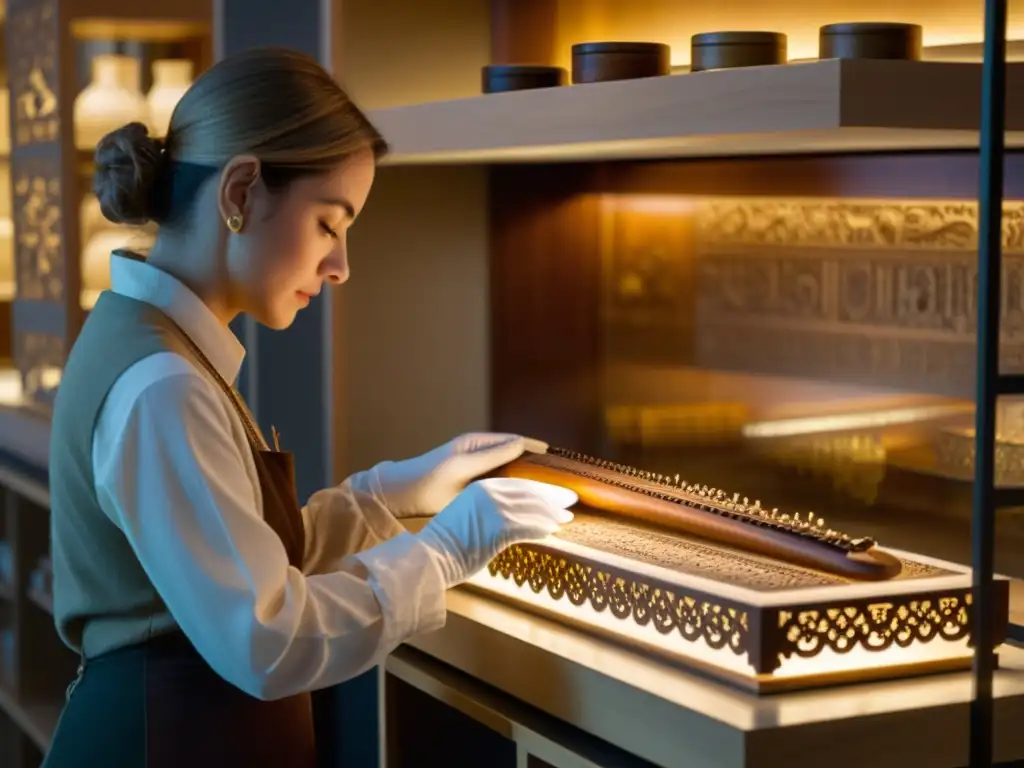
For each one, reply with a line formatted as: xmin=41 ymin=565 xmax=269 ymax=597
xmin=971 ymin=0 xmax=1009 ymax=765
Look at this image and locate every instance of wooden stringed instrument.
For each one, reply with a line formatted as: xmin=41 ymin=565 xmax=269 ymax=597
xmin=492 ymin=445 xmax=902 ymax=581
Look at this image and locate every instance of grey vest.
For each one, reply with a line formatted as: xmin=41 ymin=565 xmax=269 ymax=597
xmin=49 ymin=291 xmax=196 ymax=657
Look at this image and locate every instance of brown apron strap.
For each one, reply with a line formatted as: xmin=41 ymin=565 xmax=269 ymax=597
xmin=162 ymin=316 xmax=269 ymax=451
xmin=124 ymin=291 xmax=307 ymax=568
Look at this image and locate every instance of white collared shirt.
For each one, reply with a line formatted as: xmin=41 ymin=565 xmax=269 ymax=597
xmin=91 ymin=254 xmax=446 ymax=700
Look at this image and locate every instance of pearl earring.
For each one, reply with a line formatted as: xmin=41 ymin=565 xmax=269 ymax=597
xmin=226 ymin=214 xmax=244 ymax=233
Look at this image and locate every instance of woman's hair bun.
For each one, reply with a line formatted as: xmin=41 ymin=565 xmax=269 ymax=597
xmin=93 ymin=122 xmax=166 ymax=226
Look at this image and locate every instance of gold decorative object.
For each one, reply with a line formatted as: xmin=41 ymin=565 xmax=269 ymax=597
xmin=13 ymin=160 xmax=62 ymax=302
xmin=757 ymin=433 xmax=888 ymax=505
xmin=934 ymin=428 xmax=1024 ymax=486
xmin=604 ymin=402 xmax=749 ymax=447
xmin=467 ymin=510 xmax=1008 ymax=693
xmin=0 ymin=162 xmax=14 ymax=301
xmin=931 ymin=400 xmax=1024 ymax=484
xmin=0 ymin=87 xmax=11 ymax=156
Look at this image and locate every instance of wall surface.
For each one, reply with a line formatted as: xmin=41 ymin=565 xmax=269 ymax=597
xmin=339 ymin=164 xmax=490 ymax=473
xmin=331 ymin=0 xmax=492 ymax=478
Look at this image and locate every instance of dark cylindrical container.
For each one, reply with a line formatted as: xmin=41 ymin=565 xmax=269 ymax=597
xmin=571 ymin=42 xmax=671 ymax=84
xmin=482 ymin=65 xmax=568 ymax=94
xmin=690 ymin=32 xmax=787 ymax=72
xmin=819 ymin=22 xmax=923 ymax=60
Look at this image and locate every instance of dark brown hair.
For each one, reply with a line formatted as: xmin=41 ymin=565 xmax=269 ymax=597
xmin=93 ymin=47 xmax=388 ymax=227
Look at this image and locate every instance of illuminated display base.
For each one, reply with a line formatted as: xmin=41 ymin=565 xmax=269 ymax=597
xmin=460 ymin=511 xmax=1009 ymax=694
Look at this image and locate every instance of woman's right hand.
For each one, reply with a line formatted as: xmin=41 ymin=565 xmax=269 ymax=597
xmin=415 ymin=478 xmax=575 ymax=588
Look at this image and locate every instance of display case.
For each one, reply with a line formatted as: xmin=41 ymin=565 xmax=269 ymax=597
xmin=481 ymin=158 xmax=1024 ymax=622
xmin=345 ymin=0 xmax=1024 ymax=763
xmin=0 ymin=2 xmax=211 ymax=763
xmin=0 ymin=0 xmax=211 ymax=468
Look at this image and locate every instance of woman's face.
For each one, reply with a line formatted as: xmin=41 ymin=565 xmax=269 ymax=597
xmin=221 ymin=147 xmax=376 ymax=329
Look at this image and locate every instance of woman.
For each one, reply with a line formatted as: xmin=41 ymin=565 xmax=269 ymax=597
xmin=43 ymin=47 xmax=572 ymax=767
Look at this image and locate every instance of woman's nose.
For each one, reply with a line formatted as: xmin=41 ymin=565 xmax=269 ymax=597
xmin=322 ymin=243 xmax=349 ymax=285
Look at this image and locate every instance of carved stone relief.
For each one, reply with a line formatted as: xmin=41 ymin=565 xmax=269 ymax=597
xmin=696 ymin=198 xmax=1024 ymax=253
xmin=598 ymin=196 xmax=1024 ymax=397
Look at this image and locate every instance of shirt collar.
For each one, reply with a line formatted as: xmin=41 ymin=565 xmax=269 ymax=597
xmin=109 ymin=252 xmax=246 ymax=384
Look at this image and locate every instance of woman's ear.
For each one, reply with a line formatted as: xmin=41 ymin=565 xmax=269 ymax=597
xmin=217 ymin=155 xmax=262 ymax=228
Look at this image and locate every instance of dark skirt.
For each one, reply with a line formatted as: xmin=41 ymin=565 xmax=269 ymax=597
xmin=42 ymin=632 xmax=316 ymax=768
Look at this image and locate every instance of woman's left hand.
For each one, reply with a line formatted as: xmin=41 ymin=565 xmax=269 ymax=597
xmin=370 ymin=433 xmax=547 ymax=519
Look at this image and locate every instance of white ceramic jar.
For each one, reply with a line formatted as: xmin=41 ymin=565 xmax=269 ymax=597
xmin=74 ymin=54 xmax=149 ymax=150
xmin=147 ymin=59 xmax=193 ymax=137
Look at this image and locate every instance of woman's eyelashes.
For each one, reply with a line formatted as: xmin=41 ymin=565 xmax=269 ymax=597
xmin=319 ymin=220 xmax=339 ymax=239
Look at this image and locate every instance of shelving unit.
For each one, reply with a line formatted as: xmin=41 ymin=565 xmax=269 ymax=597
xmin=0 ymin=459 xmax=67 ymax=768
xmin=372 ymin=59 xmax=1024 ymax=165
xmin=0 ymin=0 xmax=212 ymax=469
xmin=0 ymin=0 xmax=213 ymax=763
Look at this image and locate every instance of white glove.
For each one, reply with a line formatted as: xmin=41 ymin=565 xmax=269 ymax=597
xmin=416 ymin=478 xmax=575 ymax=588
xmin=369 ymin=433 xmax=548 ymax=519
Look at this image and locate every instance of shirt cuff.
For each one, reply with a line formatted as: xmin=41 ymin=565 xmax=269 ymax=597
xmin=353 ymin=532 xmax=447 ymax=642
xmin=346 ymin=470 xmax=406 ymax=542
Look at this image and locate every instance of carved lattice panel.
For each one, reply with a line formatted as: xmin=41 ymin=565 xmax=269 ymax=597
xmin=13 ymin=156 xmax=63 ymax=301
xmin=484 ymin=536 xmax=989 ymax=679
xmin=7 ymin=0 xmax=60 ymax=148
xmin=15 ymin=331 xmax=63 ymax=410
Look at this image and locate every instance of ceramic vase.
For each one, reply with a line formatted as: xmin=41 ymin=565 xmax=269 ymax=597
xmin=74 ymin=55 xmax=149 ymax=150
xmin=147 ymin=59 xmax=193 ymax=137
xmin=79 ymin=195 xmax=156 ymax=306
